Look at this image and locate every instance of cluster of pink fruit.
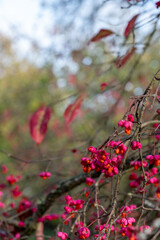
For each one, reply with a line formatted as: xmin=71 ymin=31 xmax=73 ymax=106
xmin=81 ymin=145 xmax=120 ymax=178
xmin=118 ymin=114 xmax=134 ymax=135
xmin=61 ymin=195 xmax=85 ymax=225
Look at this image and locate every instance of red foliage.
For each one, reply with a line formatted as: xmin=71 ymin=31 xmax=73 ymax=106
xmin=90 ymin=29 xmax=113 ymax=42
xmin=115 ymin=47 xmax=136 ymax=68
xmin=156 ymin=1 xmax=160 ymax=8
xmin=64 ymin=95 xmax=84 ymax=126
xmin=30 ymin=106 xmax=51 ymax=145
xmin=124 ymin=15 xmax=139 ymax=38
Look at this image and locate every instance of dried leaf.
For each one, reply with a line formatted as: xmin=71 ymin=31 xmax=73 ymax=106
xmin=30 ymin=106 xmax=51 ymax=145
xmin=124 ymin=14 xmax=139 ymax=38
xmin=90 ymin=29 xmax=113 ymax=42
xmin=115 ymin=47 xmax=136 ymax=68
xmin=64 ymin=96 xmax=84 ymax=125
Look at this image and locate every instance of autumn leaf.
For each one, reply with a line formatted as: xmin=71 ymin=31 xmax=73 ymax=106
xmin=64 ymin=96 xmax=84 ymax=126
xmin=30 ymin=106 xmax=51 ymax=145
xmin=115 ymin=47 xmax=136 ymax=68
xmin=90 ymin=29 xmax=114 ymax=42
xmin=124 ymin=14 xmax=139 ymax=38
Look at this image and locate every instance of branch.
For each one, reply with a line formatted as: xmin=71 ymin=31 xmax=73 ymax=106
xmin=22 ymin=171 xmax=100 ymax=237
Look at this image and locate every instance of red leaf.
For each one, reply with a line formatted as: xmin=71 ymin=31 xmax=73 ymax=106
xmin=156 ymin=1 xmax=160 ymax=8
xmin=115 ymin=47 xmax=136 ymax=68
xmin=124 ymin=14 xmax=139 ymax=38
xmin=64 ymin=96 xmax=84 ymax=125
xmin=90 ymin=29 xmax=113 ymax=42
xmin=30 ymin=106 xmax=51 ymax=145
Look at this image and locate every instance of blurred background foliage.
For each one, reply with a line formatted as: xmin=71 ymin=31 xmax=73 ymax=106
xmin=0 ymin=0 xmax=160 ymax=230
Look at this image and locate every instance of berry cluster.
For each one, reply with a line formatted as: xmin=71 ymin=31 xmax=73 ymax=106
xmin=77 ymin=227 xmax=90 ymax=239
xmin=153 ymin=123 xmax=160 ymax=140
xmin=131 ymin=141 xmax=142 ymax=150
xmin=94 ymin=224 xmax=114 ymax=239
xmin=11 ymin=185 xmax=22 ymax=198
xmin=108 ymin=141 xmax=127 ymax=155
xmin=81 ymin=145 xmax=122 ymax=178
xmin=100 ymin=82 xmax=108 ymax=91
xmin=6 ymin=174 xmax=21 ymax=185
xmin=118 ymin=205 xmax=137 ymax=239
xmin=129 ymin=166 xmax=159 ymax=196
xmin=1 ymin=165 xmax=8 ymax=174
xmin=38 ymin=213 xmax=59 ymax=222
xmin=146 ymin=154 xmax=160 ymax=166
xmin=130 ymin=160 xmax=148 ymax=170
xmin=118 ymin=114 xmax=134 ymax=135
xmin=85 ymin=177 xmax=95 ymax=186
xmin=57 ymin=232 xmax=68 ymax=240
xmin=17 ymin=199 xmax=36 ymax=219
xmin=39 ymin=171 xmax=51 ymax=179
xmin=61 ymin=195 xmax=84 ymax=224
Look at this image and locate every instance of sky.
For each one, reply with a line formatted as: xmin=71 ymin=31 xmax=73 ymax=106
xmin=0 ymin=0 xmax=50 ymax=38
xmin=0 ymin=0 xmax=157 ymax=45
xmin=0 ymin=0 xmax=158 ymax=70
xmin=0 ymin=0 xmax=52 ymax=60
xmin=0 ymin=0 xmax=40 ymax=33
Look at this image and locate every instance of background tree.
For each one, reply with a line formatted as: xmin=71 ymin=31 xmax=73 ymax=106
xmin=0 ymin=0 xmax=160 ymax=239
